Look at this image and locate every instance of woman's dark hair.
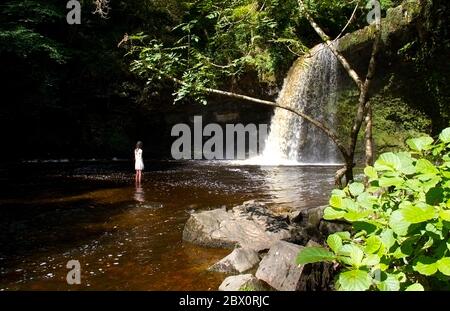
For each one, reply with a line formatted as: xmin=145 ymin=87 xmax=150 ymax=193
xmin=136 ymin=141 xmax=143 ymax=149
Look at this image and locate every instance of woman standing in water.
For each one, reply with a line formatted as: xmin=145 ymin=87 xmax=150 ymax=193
xmin=134 ymin=141 xmax=144 ymax=183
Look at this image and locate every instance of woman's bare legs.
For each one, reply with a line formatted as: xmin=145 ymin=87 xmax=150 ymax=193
xmin=136 ymin=170 xmax=142 ymax=184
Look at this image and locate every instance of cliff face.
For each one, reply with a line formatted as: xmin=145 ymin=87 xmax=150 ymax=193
xmin=330 ymin=0 xmax=450 ymax=162
xmin=338 ymin=0 xmax=422 ymax=56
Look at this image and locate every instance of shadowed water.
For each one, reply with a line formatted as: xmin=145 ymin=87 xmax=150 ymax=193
xmin=0 ymin=160 xmax=336 ymax=290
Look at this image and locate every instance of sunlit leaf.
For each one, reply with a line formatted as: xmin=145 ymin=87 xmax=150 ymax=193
xmin=338 ymin=269 xmax=372 ymax=291
xmin=296 ymin=247 xmax=335 ymax=265
xmin=406 ymin=136 xmax=433 ymax=152
xmin=327 ymin=234 xmax=343 ymax=253
xmin=401 ymin=203 xmax=436 ymax=223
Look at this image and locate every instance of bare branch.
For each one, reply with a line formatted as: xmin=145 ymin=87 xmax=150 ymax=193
xmin=93 ymin=0 xmax=111 ymax=19
xmin=334 ymin=4 xmax=359 ymax=41
xmin=297 ymin=0 xmax=363 ymax=89
xmin=203 ymin=88 xmax=349 ymax=157
xmin=153 ymin=70 xmax=348 ymax=157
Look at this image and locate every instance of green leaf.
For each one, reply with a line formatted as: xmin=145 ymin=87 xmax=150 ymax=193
xmin=335 ymin=231 xmax=351 ymax=240
xmin=439 ymin=128 xmax=450 ymax=143
xmin=439 ymin=209 xmax=450 ymax=222
xmin=426 ymin=187 xmax=444 ymax=205
xmin=393 ymin=245 xmax=409 ymax=259
xmin=329 ymin=195 xmax=343 ymax=208
xmin=405 ymin=283 xmax=424 ymax=291
xmin=364 ymin=166 xmax=378 ymax=180
xmin=377 ymin=274 xmax=400 ymax=291
xmin=323 ymin=207 xmax=345 ymax=220
xmin=380 ymin=229 xmax=395 ymax=250
xmin=357 ymin=192 xmax=377 ymax=209
xmin=379 ymin=176 xmax=404 ymax=187
xmin=414 ymin=256 xmax=438 ymax=276
xmin=331 ymin=189 xmax=346 ymax=197
xmin=296 ymin=247 xmax=335 ymax=265
xmin=415 ymin=159 xmax=439 ymax=175
xmin=401 ymin=203 xmax=436 ymax=224
xmin=327 ymin=234 xmax=343 ymax=253
xmin=354 ymin=221 xmax=379 ymax=234
xmin=343 ymin=210 xmax=371 ymax=222
xmin=349 ymin=182 xmax=365 ymax=196
xmin=338 ymin=270 xmax=372 ymax=291
xmin=397 ymin=152 xmax=417 ymax=175
xmin=342 ymin=198 xmax=359 ymax=211
xmin=338 ymin=244 xmax=364 ymax=267
xmin=362 ymin=254 xmax=380 ymax=266
xmin=389 ymin=210 xmax=410 ymax=236
xmin=374 ymin=152 xmax=401 ymax=171
xmin=437 ymin=257 xmax=450 ymax=276
xmin=406 ymin=136 xmax=433 ymax=152
xmin=425 ymin=223 xmax=443 ymax=239
xmin=365 ymin=236 xmax=382 ymax=254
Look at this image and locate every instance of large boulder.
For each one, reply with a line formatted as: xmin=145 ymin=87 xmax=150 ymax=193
xmin=209 ymin=248 xmax=260 ymax=274
xmin=255 ymin=241 xmax=304 ymax=291
xmin=218 ymin=274 xmax=268 ymax=291
xmin=183 ymin=201 xmax=292 ymax=251
xmin=255 ymin=240 xmax=333 ymax=291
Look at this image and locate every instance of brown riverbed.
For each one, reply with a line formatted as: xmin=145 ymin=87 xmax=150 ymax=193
xmin=0 ymin=160 xmax=336 ymax=290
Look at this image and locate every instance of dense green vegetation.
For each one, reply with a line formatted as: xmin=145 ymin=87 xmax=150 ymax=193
xmin=297 ymin=128 xmax=450 ymax=290
xmin=129 ymin=0 xmax=402 ymax=104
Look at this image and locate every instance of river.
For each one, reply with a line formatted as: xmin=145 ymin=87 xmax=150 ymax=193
xmin=0 ymin=160 xmax=336 ymax=290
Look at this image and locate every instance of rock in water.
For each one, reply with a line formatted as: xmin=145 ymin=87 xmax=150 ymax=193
xmin=183 ymin=201 xmax=292 ymax=251
xmin=255 ymin=241 xmax=304 ymax=291
xmin=183 ymin=208 xmax=235 ymax=248
xmin=218 ymin=274 xmax=267 ymax=291
xmin=209 ymin=248 xmax=260 ymax=274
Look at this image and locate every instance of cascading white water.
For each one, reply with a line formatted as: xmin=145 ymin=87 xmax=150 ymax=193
xmin=250 ymin=43 xmax=340 ymax=165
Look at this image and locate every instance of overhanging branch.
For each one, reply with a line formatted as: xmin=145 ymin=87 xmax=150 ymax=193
xmin=154 ymin=69 xmax=348 ymax=157
xmin=297 ymin=0 xmax=363 ymax=90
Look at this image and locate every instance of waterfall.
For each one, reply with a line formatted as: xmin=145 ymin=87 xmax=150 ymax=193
xmin=251 ymin=43 xmax=340 ymax=165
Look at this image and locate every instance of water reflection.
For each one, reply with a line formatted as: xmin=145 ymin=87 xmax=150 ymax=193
xmin=256 ymin=166 xmax=336 ymax=210
xmin=134 ymin=182 xmax=145 ymax=203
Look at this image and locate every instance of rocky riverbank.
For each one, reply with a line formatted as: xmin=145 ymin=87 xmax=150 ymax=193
xmin=182 ymin=201 xmax=349 ymax=291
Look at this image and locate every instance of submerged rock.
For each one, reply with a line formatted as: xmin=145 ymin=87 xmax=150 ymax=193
xmin=208 ymin=248 xmax=260 ymax=274
xmin=183 ymin=201 xmax=292 ymax=251
xmin=218 ymin=274 xmax=268 ymax=291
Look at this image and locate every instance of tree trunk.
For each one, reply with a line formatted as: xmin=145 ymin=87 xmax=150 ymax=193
xmin=347 ymin=13 xmax=382 ymax=185
xmin=364 ymin=105 xmax=374 ymax=167
xmin=298 ymin=0 xmax=381 ymax=187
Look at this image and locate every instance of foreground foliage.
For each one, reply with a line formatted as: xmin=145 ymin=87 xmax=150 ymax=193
xmin=297 ymin=128 xmax=450 ymax=291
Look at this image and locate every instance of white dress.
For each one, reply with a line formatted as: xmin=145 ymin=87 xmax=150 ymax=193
xmin=134 ymin=148 xmax=144 ymax=170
